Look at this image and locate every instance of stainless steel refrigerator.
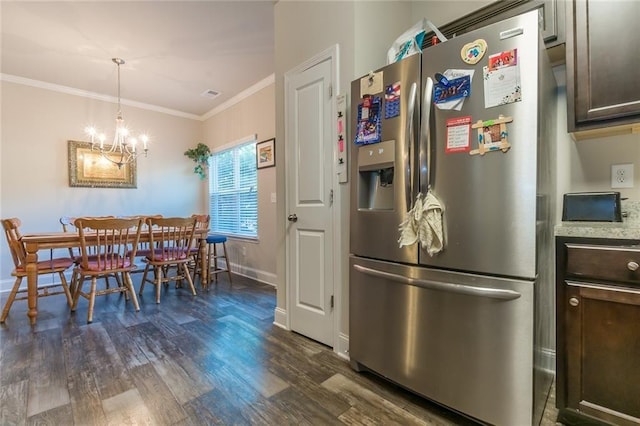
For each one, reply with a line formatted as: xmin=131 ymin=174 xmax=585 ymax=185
xmin=349 ymin=10 xmax=556 ymax=426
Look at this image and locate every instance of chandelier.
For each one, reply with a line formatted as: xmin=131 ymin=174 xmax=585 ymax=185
xmin=85 ymin=58 xmax=149 ymax=169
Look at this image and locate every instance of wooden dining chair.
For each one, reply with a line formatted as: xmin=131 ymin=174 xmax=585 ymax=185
xmin=121 ymin=214 xmax=163 ymax=272
xmin=71 ymin=217 xmax=143 ymax=323
xmin=1 ymin=218 xmax=74 ymax=323
xmin=139 ymin=216 xmax=198 ymax=304
xmin=188 ymin=214 xmax=210 ymax=284
xmin=60 ymin=215 xmax=119 ymax=294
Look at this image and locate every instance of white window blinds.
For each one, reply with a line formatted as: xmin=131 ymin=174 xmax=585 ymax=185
xmin=209 ymin=138 xmax=257 ymax=238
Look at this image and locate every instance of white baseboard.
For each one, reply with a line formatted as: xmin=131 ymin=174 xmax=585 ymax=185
xmin=335 ymin=332 xmax=349 ymax=360
xmin=229 ymin=262 xmax=276 ymax=287
xmin=273 ymin=307 xmax=288 ymax=329
xmin=1 ymin=263 xmax=277 ymax=294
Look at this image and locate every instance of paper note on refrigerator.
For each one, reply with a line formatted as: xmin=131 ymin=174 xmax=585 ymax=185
xmin=483 ymin=61 xmax=521 ymax=108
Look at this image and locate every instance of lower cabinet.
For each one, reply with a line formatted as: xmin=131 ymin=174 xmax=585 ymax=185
xmin=556 ymin=237 xmax=640 ymax=425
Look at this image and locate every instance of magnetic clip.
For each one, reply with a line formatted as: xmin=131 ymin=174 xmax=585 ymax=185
xmin=435 ymin=73 xmax=449 ymax=86
xmin=368 ymin=71 xmax=375 ymax=86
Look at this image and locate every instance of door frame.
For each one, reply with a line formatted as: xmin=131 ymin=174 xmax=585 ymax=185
xmin=283 ymin=44 xmax=344 ymax=352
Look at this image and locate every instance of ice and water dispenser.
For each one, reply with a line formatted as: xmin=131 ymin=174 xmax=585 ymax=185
xmin=356 ymin=139 xmax=395 ymax=210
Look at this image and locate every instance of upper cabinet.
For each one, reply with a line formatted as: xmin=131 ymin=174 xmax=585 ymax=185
xmin=566 ymin=0 xmax=640 ymax=138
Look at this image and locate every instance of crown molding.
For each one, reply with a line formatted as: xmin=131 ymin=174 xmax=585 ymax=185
xmin=1 ymin=72 xmax=276 ymax=122
xmin=201 ymin=73 xmax=275 ymax=121
xmin=0 ymin=73 xmax=201 ymax=120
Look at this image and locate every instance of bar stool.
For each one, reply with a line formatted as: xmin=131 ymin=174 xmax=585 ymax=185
xmin=205 ymin=234 xmax=232 ymax=287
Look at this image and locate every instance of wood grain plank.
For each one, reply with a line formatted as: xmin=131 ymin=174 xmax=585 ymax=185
xmin=267 ymin=386 xmax=343 ymax=425
xmin=0 ymin=379 xmax=28 ymax=424
xmin=27 ymin=329 xmax=70 ymax=417
xmin=0 ymin=341 xmax=32 ymax=386
xmin=150 ymin=353 xmax=214 ymax=404
xmin=265 ymin=359 xmax=350 ymax=417
xmin=66 ymin=370 xmax=107 ymax=425
xmin=322 ymin=373 xmax=429 ymax=426
xmin=128 ymin=363 xmax=189 ymax=425
xmin=101 ymin=388 xmax=153 ymax=425
xmin=100 ymin=326 xmax=150 ymax=370
xmin=26 ymin=403 xmax=74 ymax=426
xmin=66 ymin=323 xmax=135 ymax=400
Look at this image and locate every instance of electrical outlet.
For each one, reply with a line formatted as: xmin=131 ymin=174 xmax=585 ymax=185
xmin=611 ymin=163 xmax=634 ymax=188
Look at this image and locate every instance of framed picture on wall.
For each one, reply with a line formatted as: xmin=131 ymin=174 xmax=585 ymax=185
xmin=256 ymin=138 xmax=275 ymax=169
xmin=68 ymin=140 xmax=137 ymax=188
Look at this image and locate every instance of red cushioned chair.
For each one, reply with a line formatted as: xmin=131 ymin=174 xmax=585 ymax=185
xmin=139 ymin=216 xmax=198 ymax=304
xmin=71 ymin=217 xmax=143 ymax=323
xmin=1 ymin=218 xmax=74 ymax=323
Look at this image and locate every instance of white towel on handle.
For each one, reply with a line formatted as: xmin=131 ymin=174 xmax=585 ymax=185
xmin=398 ymin=193 xmax=423 ymax=247
xmin=398 ymin=191 xmax=444 ymax=256
xmin=419 ymin=191 xmax=444 ymax=256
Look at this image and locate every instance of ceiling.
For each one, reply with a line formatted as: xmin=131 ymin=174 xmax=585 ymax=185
xmin=1 ymin=1 xmax=275 ymax=119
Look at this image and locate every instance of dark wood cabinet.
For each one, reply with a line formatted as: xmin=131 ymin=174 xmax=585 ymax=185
xmin=566 ymin=0 xmax=640 ymax=136
xmin=556 ymin=237 xmax=640 ymax=425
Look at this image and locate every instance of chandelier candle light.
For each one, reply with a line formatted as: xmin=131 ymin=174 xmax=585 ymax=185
xmin=85 ymin=58 xmax=149 ymax=169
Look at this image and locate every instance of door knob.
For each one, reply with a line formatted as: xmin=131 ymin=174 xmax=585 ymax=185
xmin=569 ymin=297 xmax=579 ymax=307
xmin=627 ymin=261 xmax=639 ymax=271
xmin=287 ymin=214 xmax=298 ymax=222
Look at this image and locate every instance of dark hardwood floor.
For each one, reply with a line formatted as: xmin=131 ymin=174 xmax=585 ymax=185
xmin=0 ymin=273 xmax=559 ymax=425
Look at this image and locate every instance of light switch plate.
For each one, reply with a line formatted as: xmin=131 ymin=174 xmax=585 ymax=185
xmin=611 ymin=163 xmax=634 ymax=188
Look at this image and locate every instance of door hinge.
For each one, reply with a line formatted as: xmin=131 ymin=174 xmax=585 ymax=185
xmin=328 ymin=84 xmax=333 ymax=98
xmin=329 ymin=189 xmax=334 ymax=206
xmin=330 ymin=295 xmax=334 ymax=309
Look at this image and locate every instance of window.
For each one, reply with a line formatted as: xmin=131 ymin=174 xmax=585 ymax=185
xmin=209 ymin=137 xmax=257 ymax=238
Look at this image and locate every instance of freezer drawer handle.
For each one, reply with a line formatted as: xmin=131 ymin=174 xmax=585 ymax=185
xmin=353 ymin=264 xmax=522 ymax=300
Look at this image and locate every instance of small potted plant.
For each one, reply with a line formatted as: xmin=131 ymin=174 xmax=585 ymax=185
xmin=184 ymin=143 xmax=211 ymax=180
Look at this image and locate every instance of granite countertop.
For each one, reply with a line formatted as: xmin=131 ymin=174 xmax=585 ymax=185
xmin=555 ymin=200 xmax=640 ymax=240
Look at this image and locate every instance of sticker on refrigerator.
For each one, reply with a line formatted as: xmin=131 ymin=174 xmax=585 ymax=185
xmin=460 ymin=39 xmax=487 ymax=65
xmin=470 ymin=115 xmax=513 ymax=156
xmin=384 ymin=81 xmax=401 ymax=119
xmin=445 ymin=116 xmax=472 ymax=153
xmin=483 ymin=49 xmax=521 ymax=108
xmin=434 ymin=69 xmax=475 ymax=111
xmin=354 ymin=95 xmax=382 ymax=146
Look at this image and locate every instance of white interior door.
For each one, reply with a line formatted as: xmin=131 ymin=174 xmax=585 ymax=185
xmin=285 ymin=55 xmax=334 ymax=347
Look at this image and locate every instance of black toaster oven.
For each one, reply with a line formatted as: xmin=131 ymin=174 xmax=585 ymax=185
xmin=562 ymin=192 xmax=622 ymax=222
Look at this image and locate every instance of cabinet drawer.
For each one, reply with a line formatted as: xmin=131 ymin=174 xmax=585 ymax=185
xmin=566 ymin=243 xmax=640 ymax=285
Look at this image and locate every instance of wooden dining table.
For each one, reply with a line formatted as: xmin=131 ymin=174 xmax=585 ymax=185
xmin=20 ymin=228 xmax=209 ymax=325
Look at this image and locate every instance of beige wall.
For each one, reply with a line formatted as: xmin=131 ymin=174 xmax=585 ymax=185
xmin=0 ymin=81 xmax=204 ymax=287
xmin=201 ymin=83 xmax=277 ymax=283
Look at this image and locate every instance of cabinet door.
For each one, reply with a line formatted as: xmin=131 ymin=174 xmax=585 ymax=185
xmin=567 ymin=0 xmax=640 ymax=131
xmin=565 ymin=283 xmax=640 ymax=425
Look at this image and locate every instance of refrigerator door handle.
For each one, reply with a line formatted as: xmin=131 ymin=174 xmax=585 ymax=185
xmin=405 ymin=82 xmax=418 ymax=211
xmin=353 ymin=264 xmax=522 ymax=301
xmin=420 ymin=77 xmax=434 ymax=193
